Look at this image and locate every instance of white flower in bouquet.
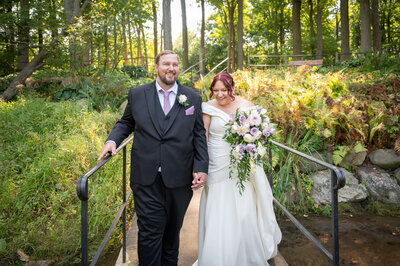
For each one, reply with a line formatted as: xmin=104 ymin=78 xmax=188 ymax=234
xmin=232 ymin=145 xmax=241 ymax=159
xmin=237 ymin=125 xmax=248 ymax=136
xmin=248 ymin=111 xmax=262 ymax=126
xmin=257 ymin=142 xmax=267 ymax=158
xmin=243 ymin=134 xmax=254 ymax=143
xmin=250 ymin=160 xmax=256 ymax=174
xmin=231 ymin=123 xmax=239 ymax=134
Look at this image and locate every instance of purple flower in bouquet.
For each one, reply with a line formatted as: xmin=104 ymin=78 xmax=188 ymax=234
xmin=245 ymin=143 xmax=257 ymax=152
xmin=239 ymin=115 xmax=246 ymax=123
xmin=262 ymin=127 xmax=275 ymax=137
xmin=250 ymin=127 xmax=259 ymax=136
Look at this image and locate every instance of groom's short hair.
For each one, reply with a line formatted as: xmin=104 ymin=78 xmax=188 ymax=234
xmin=155 ymin=50 xmax=177 ymax=65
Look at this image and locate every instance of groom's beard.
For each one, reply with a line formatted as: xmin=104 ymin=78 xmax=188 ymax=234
xmin=159 ymin=71 xmax=178 ymax=86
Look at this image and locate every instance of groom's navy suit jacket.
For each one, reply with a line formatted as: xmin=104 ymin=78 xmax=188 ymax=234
xmin=107 ymin=81 xmax=208 ymax=188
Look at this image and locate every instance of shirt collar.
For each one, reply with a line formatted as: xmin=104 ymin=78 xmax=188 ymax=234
xmin=155 ymin=80 xmax=178 ymax=95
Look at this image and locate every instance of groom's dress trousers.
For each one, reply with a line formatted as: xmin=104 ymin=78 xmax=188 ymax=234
xmin=106 ymin=81 xmax=208 ymax=266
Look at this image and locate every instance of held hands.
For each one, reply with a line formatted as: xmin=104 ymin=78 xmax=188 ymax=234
xmin=191 ymin=172 xmax=207 ymax=191
xmin=98 ymin=141 xmax=117 ymax=161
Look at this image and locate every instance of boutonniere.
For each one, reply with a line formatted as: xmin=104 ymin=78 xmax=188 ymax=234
xmin=177 ymin=94 xmax=189 ymax=107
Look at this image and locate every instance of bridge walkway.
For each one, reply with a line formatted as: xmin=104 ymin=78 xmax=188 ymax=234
xmin=114 ymin=189 xmax=288 ymax=266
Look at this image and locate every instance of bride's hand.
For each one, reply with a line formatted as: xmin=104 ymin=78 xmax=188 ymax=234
xmin=191 ymin=172 xmax=207 ymax=190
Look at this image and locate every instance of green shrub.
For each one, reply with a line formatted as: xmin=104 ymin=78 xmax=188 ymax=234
xmin=120 ymin=65 xmax=148 ymax=79
xmin=0 ymin=97 xmax=132 ymax=264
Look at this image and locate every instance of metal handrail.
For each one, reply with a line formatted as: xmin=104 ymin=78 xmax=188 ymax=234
xmin=76 ymin=135 xmax=134 ymax=266
xmin=268 ymin=139 xmax=345 ymax=266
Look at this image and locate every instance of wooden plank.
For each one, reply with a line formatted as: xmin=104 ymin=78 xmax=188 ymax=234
xmin=288 ymin=59 xmax=323 ymax=66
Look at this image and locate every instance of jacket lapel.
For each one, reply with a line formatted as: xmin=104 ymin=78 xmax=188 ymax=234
xmin=144 ymin=83 xmax=163 ymax=137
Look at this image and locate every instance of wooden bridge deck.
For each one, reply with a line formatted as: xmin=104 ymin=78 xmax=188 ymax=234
xmin=115 ymin=189 xmax=287 ymax=266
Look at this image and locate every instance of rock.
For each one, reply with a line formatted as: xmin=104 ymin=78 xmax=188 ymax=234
xmin=369 ymin=149 xmax=400 ymax=170
xmin=340 ymin=149 xmax=367 ymax=167
xmin=395 ymin=168 xmax=400 ymax=184
xmin=17 ymin=249 xmax=29 ymax=262
xmin=61 ymin=76 xmax=80 ymax=87
xmin=119 ymin=100 xmax=128 ymax=114
xmin=356 ymin=166 xmax=400 ymax=206
xmin=298 ymin=152 xmax=332 ymax=173
xmin=310 ymin=168 xmax=367 ymax=204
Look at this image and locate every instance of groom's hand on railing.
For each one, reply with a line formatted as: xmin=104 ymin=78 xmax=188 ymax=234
xmin=191 ymin=172 xmax=207 ymax=190
xmin=98 ymin=141 xmax=117 ymax=161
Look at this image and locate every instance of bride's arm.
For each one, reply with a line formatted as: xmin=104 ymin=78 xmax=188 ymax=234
xmin=202 ymin=113 xmax=211 ymax=142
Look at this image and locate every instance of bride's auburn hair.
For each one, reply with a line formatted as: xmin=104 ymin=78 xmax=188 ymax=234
xmin=209 ymin=72 xmax=235 ymax=100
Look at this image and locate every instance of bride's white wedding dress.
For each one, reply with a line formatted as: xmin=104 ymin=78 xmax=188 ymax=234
xmin=195 ymin=102 xmax=282 ymax=266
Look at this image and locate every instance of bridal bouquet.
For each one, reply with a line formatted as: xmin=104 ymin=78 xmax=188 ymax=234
xmin=224 ymin=106 xmax=275 ymax=193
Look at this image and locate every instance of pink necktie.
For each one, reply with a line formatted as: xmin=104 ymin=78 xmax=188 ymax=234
xmin=160 ymin=90 xmax=171 ymax=115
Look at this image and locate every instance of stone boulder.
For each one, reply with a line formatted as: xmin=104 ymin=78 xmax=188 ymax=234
xmin=119 ymin=100 xmax=128 ymax=114
xmin=369 ymin=149 xmax=400 ymax=170
xmin=340 ymin=149 xmax=367 ymax=168
xmin=356 ymin=166 xmax=400 ymax=206
xmin=310 ymin=168 xmax=367 ymax=204
xmin=395 ymin=168 xmax=400 ymax=184
xmin=298 ymin=152 xmax=332 ymax=173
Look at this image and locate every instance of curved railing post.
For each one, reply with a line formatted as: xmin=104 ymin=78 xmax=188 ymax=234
xmin=268 ymin=139 xmax=346 ymax=265
xmin=76 ymin=135 xmax=134 ymax=265
xmin=122 ymin=146 xmax=127 ymax=263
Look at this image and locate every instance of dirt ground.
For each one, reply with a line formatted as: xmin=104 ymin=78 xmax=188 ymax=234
xmin=278 ymin=214 xmax=400 ymax=266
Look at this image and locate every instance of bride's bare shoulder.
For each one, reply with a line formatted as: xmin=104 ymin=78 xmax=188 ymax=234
xmin=236 ymin=97 xmax=254 ymax=108
xmin=206 ymin=99 xmax=216 ymax=106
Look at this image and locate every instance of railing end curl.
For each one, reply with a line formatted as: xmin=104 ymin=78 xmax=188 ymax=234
xmin=332 ymin=167 xmax=346 ymax=190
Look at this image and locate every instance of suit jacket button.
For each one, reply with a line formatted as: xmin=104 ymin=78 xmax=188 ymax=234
xmin=161 ymin=140 xmax=165 ymax=144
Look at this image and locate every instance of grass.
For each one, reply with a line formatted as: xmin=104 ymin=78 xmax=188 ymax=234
xmin=0 ymin=96 xmax=132 ymax=264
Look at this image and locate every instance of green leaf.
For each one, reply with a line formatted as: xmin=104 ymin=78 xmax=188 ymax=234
xmin=354 ymin=142 xmax=367 ymax=153
xmin=0 ymin=238 xmax=6 ymax=252
xmin=332 ymin=146 xmax=350 ymax=165
xmin=323 ymin=128 xmax=332 ymax=138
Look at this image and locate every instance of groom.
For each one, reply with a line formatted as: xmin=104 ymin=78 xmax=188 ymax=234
xmin=98 ymin=50 xmax=208 ymax=265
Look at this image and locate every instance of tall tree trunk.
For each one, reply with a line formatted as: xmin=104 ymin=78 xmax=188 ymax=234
xmin=371 ymin=0 xmax=381 ymax=52
xmin=237 ymin=0 xmax=244 ymax=70
xmin=279 ymin=7 xmax=285 ymax=55
xmin=163 ymin=0 xmax=172 ymax=50
xmin=360 ymin=0 xmax=372 ymax=53
xmin=128 ymin=23 xmax=134 ymax=65
xmin=340 ymin=0 xmax=350 ymax=60
xmin=104 ymin=23 xmax=109 ymax=72
xmin=308 ymin=0 xmax=316 ymax=54
xmin=386 ymin=0 xmax=391 ymax=46
xmin=180 ymin=0 xmax=189 ymax=71
xmin=160 ymin=23 xmax=163 ymax=52
xmin=227 ymin=0 xmax=236 ymax=72
xmin=136 ymin=23 xmax=142 ymax=66
xmin=113 ymin=13 xmax=118 ymax=68
xmin=199 ymin=0 xmax=205 ymax=75
xmin=17 ymin=0 xmax=30 ymax=72
xmin=38 ymin=29 xmax=43 ymax=54
xmin=5 ymin=2 xmax=15 ymax=73
xmin=292 ymin=0 xmax=302 ymax=56
xmin=1 ymin=0 xmax=90 ymax=101
xmin=90 ymin=25 xmax=94 ymax=65
xmin=141 ymin=24 xmax=148 ymax=70
xmin=152 ymin=0 xmax=158 ymax=58
xmin=316 ymin=0 xmax=323 ymax=59
xmin=122 ymin=14 xmax=128 ymax=66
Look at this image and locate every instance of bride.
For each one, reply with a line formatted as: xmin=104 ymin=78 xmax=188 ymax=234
xmin=195 ymin=72 xmax=282 ymax=266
